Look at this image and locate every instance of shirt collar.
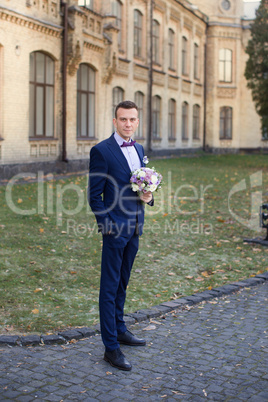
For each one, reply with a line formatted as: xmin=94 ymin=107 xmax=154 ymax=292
xmin=114 ymin=132 xmax=132 ymax=146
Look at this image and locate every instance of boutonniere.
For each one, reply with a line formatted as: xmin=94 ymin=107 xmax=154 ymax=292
xmin=143 ymin=156 xmax=149 ymax=165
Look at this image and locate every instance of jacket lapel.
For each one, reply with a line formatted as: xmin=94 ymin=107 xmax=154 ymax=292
xmin=134 ymin=143 xmax=144 ymax=167
xmin=106 ymin=134 xmax=131 ymax=174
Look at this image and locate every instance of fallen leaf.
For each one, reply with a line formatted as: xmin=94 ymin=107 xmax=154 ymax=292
xmin=34 ymin=288 xmax=43 ymax=293
xmin=143 ymin=324 xmax=156 ymax=331
xmin=39 ymin=228 xmax=44 ymax=233
xmin=31 ymin=308 xmax=39 ymax=314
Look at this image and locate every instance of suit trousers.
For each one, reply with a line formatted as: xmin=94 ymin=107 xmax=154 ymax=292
xmin=99 ymin=231 xmax=139 ymax=351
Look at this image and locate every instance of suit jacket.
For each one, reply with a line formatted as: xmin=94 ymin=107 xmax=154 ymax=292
xmin=88 ymin=134 xmax=146 ymax=238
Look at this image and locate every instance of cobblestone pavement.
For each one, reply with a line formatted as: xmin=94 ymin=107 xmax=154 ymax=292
xmin=0 ymin=282 xmax=267 ymax=402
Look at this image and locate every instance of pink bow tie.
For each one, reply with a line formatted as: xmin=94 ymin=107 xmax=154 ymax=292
xmin=121 ymin=140 xmax=136 ymax=147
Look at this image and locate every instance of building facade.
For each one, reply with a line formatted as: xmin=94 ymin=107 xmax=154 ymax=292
xmin=0 ymin=0 xmax=265 ymax=177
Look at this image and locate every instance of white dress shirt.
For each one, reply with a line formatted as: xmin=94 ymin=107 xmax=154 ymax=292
xmin=114 ymin=132 xmax=141 ymax=172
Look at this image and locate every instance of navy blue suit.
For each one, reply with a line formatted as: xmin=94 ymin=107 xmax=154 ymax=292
xmin=88 ymin=134 xmax=147 ymax=351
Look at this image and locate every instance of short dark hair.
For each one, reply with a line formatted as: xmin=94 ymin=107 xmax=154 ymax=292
xmin=114 ymin=100 xmax=138 ymax=119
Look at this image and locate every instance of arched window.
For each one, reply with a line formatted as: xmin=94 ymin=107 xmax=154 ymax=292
xmin=29 ymin=51 xmax=54 ymax=138
xmin=219 ymin=49 xmax=232 ymax=82
xmin=77 ymin=64 xmax=96 ymax=138
xmin=114 ymin=0 xmax=122 ymax=49
xmin=168 ymin=99 xmax=176 ymax=139
xmin=134 ymin=10 xmax=143 ymax=58
xmin=152 ymin=95 xmax=161 ymax=138
xmin=168 ymin=29 xmax=175 ymax=70
xmin=220 ymin=106 xmax=232 ymax=139
xmin=194 ymin=43 xmax=199 ymax=79
xmin=112 ymin=86 xmax=124 ymax=120
xmin=193 ymin=104 xmax=200 ymax=139
xmin=152 ymin=20 xmax=160 ymax=64
xmin=182 ymin=36 xmax=188 ymax=75
xmin=134 ymin=91 xmax=144 ymax=138
xmin=182 ymin=101 xmax=189 ymax=140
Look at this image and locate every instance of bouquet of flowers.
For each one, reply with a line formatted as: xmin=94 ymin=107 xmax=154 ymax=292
xmin=130 ymin=157 xmax=162 ymax=195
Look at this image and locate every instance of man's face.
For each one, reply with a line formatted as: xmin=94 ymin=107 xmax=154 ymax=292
xmin=113 ymin=108 xmax=139 ymax=141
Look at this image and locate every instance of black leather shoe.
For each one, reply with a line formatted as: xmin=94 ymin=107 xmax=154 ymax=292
xmin=117 ymin=330 xmax=146 ymax=346
xmin=104 ymin=348 xmax=132 ymax=371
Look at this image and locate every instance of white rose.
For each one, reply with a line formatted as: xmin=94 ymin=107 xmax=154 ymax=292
xmin=148 ymin=184 xmax=157 ymax=192
xmin=151 ymin=174 xmax=158 ymax=184
xmin=139 ymin=171 xmax=146 ymax=178
xmin=132 ymin=184 xmax=139 ymax=192
xmin=141 ymin=183 xmax=146 ymax=188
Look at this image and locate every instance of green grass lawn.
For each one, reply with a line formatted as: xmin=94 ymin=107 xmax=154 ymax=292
xmin=0 ymin=154 xmax=267 ymax=334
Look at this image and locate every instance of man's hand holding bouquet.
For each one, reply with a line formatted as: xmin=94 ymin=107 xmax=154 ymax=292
xmin=130 ymin=156 xmax=162 ymax=202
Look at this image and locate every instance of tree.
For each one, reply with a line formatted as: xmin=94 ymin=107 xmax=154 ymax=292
xmin=245 ymin=0 xmax=268 ymax=138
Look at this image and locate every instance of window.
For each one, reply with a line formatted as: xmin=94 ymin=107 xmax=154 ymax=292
xmin=112 ymin=86 xmax=124 ymax=119
xmin=152 ymin=95 xmax=161 ymax=138
xmin=194 ymin=43 xmax=199 ymax=79
xmin=168 ymin=99 xmax=176 ymax=140
xmin=152 ymin=20 xmax=160 ymax=64
xmin=29 ymin=51 xmax=54 ymax=138
xmin=78 ymin=0 xmax=93 ymax=9
xmin=182 ymin=36 xmax=188 ymax=75
xmin=182 ymin=101 xmax=189 ymax=140
xmin=77 ymin=64 xmax=96 ymax=138
xmin=168 ymin=29 xmax=175 ymax=70
xmin=134 ymin=10 xmax=142 ymax=58
xmin=134 ymin=91 xmax=144 ymax=138
xmin=219 ymin=49 xmax=232 ymax=82
xmin=113 ymin=0 xmax=122 ymax=49
xmin=193 ymin=104 xmax=200 ymax=140
xmin=220 ymin=107 xmax=232 ymax=139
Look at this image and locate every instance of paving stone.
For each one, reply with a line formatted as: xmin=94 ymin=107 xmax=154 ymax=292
xmin=185 ymin=295 xmax=205 ymax=304
xmin=122 ymin=315 xmax=136 ymax=326
xmin=213 ymin=285 xmax=238 ymax=295
xmin=0 ymin=335 xmax=20 ymax=346
xmin=0 ymin=277 xmax=267 ymax=401
xmin=256 ymin=272 xmax=268 ymax=279
xmin=195 ymin=291 xmax=215 ymax=301
xmin=76 ymin=327 xmax=96 ymax=338
xmin=126 ymin=312 xmax=150 ymax=322
xmin=20 ymin=335 xmax=41 ymax=346
xmin=57 ymin=329 xmax=84 ymax=341
xmin=163 ymin=298 xmax=193 ymax=307
xmin=136 ymin=308 xmax=162 ymax=319
xmin=42 ymin=334 xmax=65 ymax=345
xmin=246 ymin=277 xmax=265 ymax=286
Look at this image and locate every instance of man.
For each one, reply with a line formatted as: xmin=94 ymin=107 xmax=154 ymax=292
xmin=88 ymin=100 xmax=153 ymax=371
